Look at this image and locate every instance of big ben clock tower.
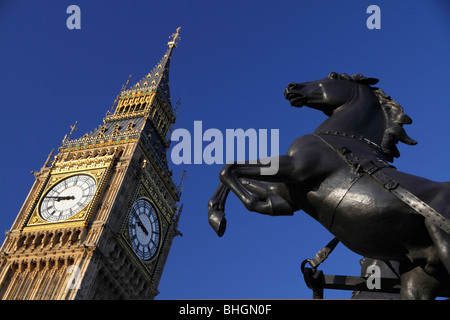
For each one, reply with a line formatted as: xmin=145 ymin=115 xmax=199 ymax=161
xmin=0 ymin=28 xmax=183 ymax=300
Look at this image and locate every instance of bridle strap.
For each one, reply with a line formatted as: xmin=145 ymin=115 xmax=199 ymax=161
xmin=314 ymin=133 xmax=450 ymax=235
xmin=315 ymin=130 xmax=383 ymax=153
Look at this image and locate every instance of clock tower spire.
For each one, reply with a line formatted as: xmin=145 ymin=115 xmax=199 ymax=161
xmin=0 ymin=28 xmax=183 ymax=300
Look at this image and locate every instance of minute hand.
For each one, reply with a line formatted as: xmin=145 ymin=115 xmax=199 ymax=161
xmin=46 ymin=196 xmax=75 ymax=201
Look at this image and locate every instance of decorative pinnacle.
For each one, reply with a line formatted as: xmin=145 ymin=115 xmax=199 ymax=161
xmin=168 ymin=27 xmax=181 ymax=48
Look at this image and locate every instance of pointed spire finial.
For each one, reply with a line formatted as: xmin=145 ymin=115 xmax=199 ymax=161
xmin=168 ymin=27 xmax=181 ymax=48
xmin=179 ymin=169 xmax=187 ymax=192
xmin=63 ymin=121 xmax=78 ymax=143
xmin=123 ymin=74 xmax=132 ymax=91
xmin=70 ymin=121 xmax=78 ymax=135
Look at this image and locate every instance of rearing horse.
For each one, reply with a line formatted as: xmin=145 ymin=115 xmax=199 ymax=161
xmin=208 ymin=72 xmax=450 ymax=299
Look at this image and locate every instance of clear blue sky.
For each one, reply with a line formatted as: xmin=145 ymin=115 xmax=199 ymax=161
xmin=0 ymin=1 xmax=449 ymax=299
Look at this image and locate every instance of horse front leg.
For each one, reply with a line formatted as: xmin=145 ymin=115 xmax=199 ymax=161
xmin=207 ymin=178 xmax=293 ymax=237
xmin=219 ymin=155 xmax=297 ymax=215
xmin=208 ymin=156 xmax=299 ymax=237
xmin=208 ymin=182 xmax=230 ymax=237
xmin=237 ymin=178 xmax=296 ymax=215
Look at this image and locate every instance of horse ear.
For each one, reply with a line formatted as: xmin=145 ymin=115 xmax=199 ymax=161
xmin=359 ymin=77 xmax=379 ymax=85
xmin=328 ymin=72 xmax=339 ymax=79
xmin=350 ymin=74 xmax=379 ymax=86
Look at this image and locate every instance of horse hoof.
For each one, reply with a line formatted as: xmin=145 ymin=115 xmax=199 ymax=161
xmin=208 ymin=210 xmax=227 ymax=237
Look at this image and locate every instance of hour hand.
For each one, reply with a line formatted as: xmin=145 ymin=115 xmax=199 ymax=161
xmin=137 ymin=219 xmax=149 ymax=236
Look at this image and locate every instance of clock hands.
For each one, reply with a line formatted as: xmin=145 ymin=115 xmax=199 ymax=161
xmin=46 ymin=196 xmax=76 ymax=202
xmin=137 ymin=219 xmax=149 ymax=236
xmin=133 ymin=212 xmax=149 ymax=236
xmin=128 ymin=200 xmax=160 ymax=261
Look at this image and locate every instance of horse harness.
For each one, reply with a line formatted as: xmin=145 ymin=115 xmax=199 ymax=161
xmin=313 ymin=131 xmax=450 ymax=235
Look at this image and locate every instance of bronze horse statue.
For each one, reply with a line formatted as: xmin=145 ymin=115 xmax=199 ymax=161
xmin=208 ymin=72 xmax=450 ymax=299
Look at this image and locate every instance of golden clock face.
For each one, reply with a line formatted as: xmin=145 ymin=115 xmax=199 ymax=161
xmin=128 ymin=199 xmax=160 ymax=261
xmin=39 ymin=174 xmax=97 ymax=222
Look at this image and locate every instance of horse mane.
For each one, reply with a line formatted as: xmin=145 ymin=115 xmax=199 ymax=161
xmin=370 ymin=87 xmax=418 ymax=161
xmin=338 ymin=73 xmax=417 ymax=162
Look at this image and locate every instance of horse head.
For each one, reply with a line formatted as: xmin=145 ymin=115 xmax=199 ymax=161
xmin=284 ymin=72 xmax=379 ymax=116
xmin=284 ymin=72 xmax=416 ymax=161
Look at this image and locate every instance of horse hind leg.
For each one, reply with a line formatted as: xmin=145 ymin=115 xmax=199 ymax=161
xmin=399 ymin=218 xmax=450 ymax=299
xmin=399 ymin=264 xmax=441 ymax=299
xmin=424 ymin=218 xmax=450 ymax=277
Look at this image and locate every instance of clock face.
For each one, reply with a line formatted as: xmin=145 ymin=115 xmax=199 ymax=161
xmin=128 ymin=199 xmax=160 ymax=261
xmin=39 ymin=174 xmax=97 ymax=222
